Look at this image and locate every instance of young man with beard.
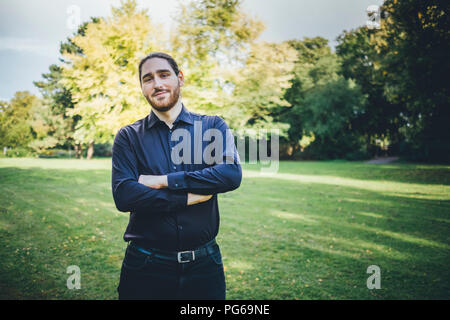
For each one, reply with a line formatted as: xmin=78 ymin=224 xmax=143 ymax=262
xmin=112 ymin=52 xmax=242 ymax=299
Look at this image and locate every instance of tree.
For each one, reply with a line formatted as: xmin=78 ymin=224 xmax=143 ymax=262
xmin=33 ymin=64 xmax=76 ymax=152
xmin=34 ymin=17 xmax=101 ymax=158
xmin=271 ymin=37 xmax=371 ymax=159
xmin=0 ymin=91 xmax=40 ymax=149
xmin=0 ymin=100 xmax=8 ymax=147
xmin=275 ymin=37 xmax=335 ymax=157
xmin=300 ymin=78 xmax=368 ymax=159
xmin=171 ymin=0 xmax=296 ymax=135
xmin=171 ymin=0 xmax=263 ymax=118
xmin=226 ymin=41 xmax=296 ymax=135
xmin=61 ymin=0 xmax=165 ymax=159
xmin=380 ymin=0 xmax=450 ymax=162
xmin=336 ymin=27 xmax=404 ymax=156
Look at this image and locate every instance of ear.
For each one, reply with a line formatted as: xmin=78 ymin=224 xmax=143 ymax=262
xmin=177 ymin=70 xmax=185 ymax=87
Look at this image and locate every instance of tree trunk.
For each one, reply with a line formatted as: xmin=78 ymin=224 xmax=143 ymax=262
xmin=86 ymin=142 xmax=94 ymax=160
xmin=74 ymin=144 xmax=80 ymax=159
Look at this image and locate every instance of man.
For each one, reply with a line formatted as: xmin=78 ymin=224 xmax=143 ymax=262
xmin=112 ymin=52 xmax=242 ymax=300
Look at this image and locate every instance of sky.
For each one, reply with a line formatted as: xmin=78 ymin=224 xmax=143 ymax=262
xmin=0 ymin=0 xmax=384 ymax=101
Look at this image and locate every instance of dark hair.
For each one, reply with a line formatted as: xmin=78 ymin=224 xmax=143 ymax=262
xmin=138 ymin=52 xmax=180 ymax=85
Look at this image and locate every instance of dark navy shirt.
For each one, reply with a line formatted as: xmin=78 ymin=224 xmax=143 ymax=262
xmin=112 ymin=104 xmax=242 ymax=251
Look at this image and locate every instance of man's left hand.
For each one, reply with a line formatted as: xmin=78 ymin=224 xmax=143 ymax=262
xmin=138 ymin=175 xmax=168 ymax=189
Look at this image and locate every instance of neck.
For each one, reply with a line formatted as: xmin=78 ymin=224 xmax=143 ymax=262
xmin=152 ymin=98 xmax=183 ymax=129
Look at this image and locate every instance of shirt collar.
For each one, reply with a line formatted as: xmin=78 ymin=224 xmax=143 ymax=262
xmin=146 ymin=103 xmax=193 ymax=130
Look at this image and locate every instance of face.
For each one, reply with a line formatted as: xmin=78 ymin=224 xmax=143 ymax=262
xmin=141 ymin=57 xmax=184 ymax=112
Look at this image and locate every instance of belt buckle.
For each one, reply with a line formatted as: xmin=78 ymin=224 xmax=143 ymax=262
xmin=177 ymin=250 xmax=195 ymax=263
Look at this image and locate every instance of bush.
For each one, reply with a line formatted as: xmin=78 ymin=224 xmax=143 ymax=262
xmin=3 ymin=147 xmax=35 ymax=158
xmin=38 ymin=149 xmax=73 ymax=158
xmin=93 ymin=143 xmax=113 ymax=157
xmin=344 ymin=148 xmax=371 ymax=161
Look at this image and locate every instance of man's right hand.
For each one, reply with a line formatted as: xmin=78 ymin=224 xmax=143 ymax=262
xmin=187 ymin=193 xmax=213 ymax=206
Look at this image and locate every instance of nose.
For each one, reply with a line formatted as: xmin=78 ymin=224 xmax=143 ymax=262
xmin=153 ymin=77 xmax=162 ymax=87
xmin=154 ymin=75 xmax=166 ymax=88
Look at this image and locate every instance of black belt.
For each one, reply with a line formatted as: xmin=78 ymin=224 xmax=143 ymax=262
xmin=129 ymin=238 xmax=217 ymax=263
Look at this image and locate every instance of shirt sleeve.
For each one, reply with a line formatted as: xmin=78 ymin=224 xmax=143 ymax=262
xmin=166 ymin=116 xmax=242 ymax=195
xmin=112 ymin=128 xmax=188 ymax=213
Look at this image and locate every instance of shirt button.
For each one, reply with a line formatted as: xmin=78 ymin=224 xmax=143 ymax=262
xmin=173 ymin=166 xmax=176 ymax=170
xmin=178 ymin=226 xmax=183 ymax=230
xmin=175 ymin=183 xmax=178 ymax=187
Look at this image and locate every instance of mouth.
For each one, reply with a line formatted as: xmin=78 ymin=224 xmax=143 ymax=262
xmin=153 ymin=91 xmax=169 ymax=97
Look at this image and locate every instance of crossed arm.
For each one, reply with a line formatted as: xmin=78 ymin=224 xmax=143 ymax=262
xmin=112 ymin=118 xmax=242 ymax=214
xmin=138 ymin=175 xmax=213 ymax=206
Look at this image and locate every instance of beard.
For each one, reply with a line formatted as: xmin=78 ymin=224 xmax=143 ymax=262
xmin=145 ymin=84 xmax=181 ymax=112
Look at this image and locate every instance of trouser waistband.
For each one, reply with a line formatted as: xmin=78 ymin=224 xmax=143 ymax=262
xmin=129 ymin=238 xmax=217 ymax=263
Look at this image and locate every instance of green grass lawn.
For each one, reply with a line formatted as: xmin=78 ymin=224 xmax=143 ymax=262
xmin=0 ymin=158 xmax=449 ymax=299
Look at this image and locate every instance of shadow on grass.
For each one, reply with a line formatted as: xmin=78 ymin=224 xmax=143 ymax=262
xmin=221 ymin=174 xmax=450 ymax=299
xmin=0 ymin=165 xmax=449 ymax=299
xmin=0 ymin=166 xmax=126 ymax=299
xmin=242 ymin=160 xmax=450 ymax=186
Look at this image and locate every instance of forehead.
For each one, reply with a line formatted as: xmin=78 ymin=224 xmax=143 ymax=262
xmin=141 ymin=57 xmax=173 ymax=76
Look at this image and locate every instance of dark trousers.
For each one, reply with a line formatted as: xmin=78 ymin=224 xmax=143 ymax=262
xmin=117 ymin=241 xmax=226 ymax=300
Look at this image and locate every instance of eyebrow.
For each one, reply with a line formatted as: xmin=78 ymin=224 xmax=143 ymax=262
xmin=142 ymin=69 xmax=172 ymax=80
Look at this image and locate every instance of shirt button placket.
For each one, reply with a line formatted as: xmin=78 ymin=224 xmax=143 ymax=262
xmin=168 ymin=126 xmax=179 ymax=173
xmin=168 ymin=127 xmax=175 ymax=172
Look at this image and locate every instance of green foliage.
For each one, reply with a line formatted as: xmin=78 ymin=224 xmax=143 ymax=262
xmin=171 ymin=0 xmax=296 ymax=135
xmin=3 ymin=0 xmax=443 ymax=162
xmin=276 ymin=38 xmax=333 ymax=153
xmin=300 ymin=78 xmax=369 ymax=160
xmin=226 ymin=41 xmax=297 ymax=136
xmin=93 ymin=143 xmax=113 ymax=157
xmin=33 ymin=64 xmax=76 ymax=150
xmin=0 ymin=90 xmax=70 ymax=155
xmin=336 ymin=27 xmax=404 ymax=145
xmin=172 ymin=0 xmax=264 ymax=63
xmin=58 ymin=0 xmax=296 ymax=145
xmin=276 ymin=38 xmax=369 ymax=159
xmin=3 ymin=147 xmax=35 ymax=158
xmin=37 ymin=148 xmax=73 ymax=158
xmin=61 ymin=0 xmax=166 ymax=146
xmin=380 ymin=0 xmax=449 ymax=162
xmin=332 ymin=0 xmax=450 ymax=162
xmin=0 ymin=91 xmax=38 ymax=148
